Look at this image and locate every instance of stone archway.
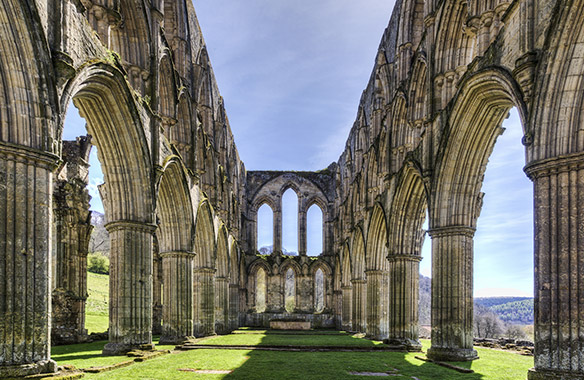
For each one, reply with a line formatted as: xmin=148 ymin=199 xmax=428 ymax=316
xmin=156 ymin=159 xmax=195 ymax=344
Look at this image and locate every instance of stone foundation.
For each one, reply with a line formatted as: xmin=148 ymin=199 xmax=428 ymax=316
xmin=270 ymin=320 xmax=311 ymax=330
xmin=245 ymin=313 xmax=335 ymax=329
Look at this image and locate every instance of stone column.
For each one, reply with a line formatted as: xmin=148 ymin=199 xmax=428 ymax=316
xmin=0 ymin=146 xmax=59 ymax=377
xmin=229 ymin=284 xmax=239 ymax=331
xmin=334 ymin=290 xmax=342 ymax=329
xmin=273 ymin=199 xmax=282 ymax=253
xmin=239 ymin=287 xmax=247 ymax=326
xmin=365 ymin=270 xmax=390 ymax=340
xmin=351 ymin=279 xmax=367 ymax=333
xmin=51 ymin=137 xmax=92 ymax=345
xmin=193 ymin=267 xmax=216 ymax=337
xmin=103 ymin=221 xmax=156 ymax=355
xmin=160 ymin=251 xmax=194 ymax=344
xmin=341 ymin=285 xmax=352 ymax=331
xmin=214 ymin=276 xmax=229 ymax=334
xmin=427 ymin=226 xmax=477 ymax=361
xmin=387 ymin=255 xmax=422 ymax=350
xmin=526 ymin=156 xmax=584 ymax=380
xmin=298 ymin=208 xmax=307 ymax=256
xmin=152 ymin=248 xmax=163 ymax=336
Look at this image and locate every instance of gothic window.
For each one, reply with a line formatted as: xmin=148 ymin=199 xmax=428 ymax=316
xmin=307 ymin=204 xmax=323 ymax=256
xmin=257 ymin=204 xmax=274 ymax=254
xmin=282 ymin=189 xmax=299 ymax=254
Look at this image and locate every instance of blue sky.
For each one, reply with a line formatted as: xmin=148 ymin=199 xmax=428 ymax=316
xmin=63 ymin=0 xmax=534 ymax=298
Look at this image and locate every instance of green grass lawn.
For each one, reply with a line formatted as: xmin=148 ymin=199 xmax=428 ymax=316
xmin=197 ymin=332 xmax=383 ymax=347
xmin=85 ymin=272 xmax=109 ymax=333
xmin=53 ymin=330 xmax=533 ymax=380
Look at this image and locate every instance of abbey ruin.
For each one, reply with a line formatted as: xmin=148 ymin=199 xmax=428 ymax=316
xmin=0 ymin=0 xmax=583 ymax=379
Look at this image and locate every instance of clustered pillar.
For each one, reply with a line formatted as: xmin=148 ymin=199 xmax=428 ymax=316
xmin=160 ymin=251 xmax=195 ymax=344
xmin=103 ymin=221 xmax=156 ymax=355
xmin=526 ymin=156 xmax=584 ymax=380
xmin=387 ymin=255 xmax=422 ymax=350
xmin=215 ymin=276 xmax=229 ymax=334
xmin=365 ymin=270 xmax=389 ymax=340
xmin=351 ymin=279 xmax=367 ymax=332
xmin=193 ymin=267 xmax=216 ymax=336
xmin=341 ymin=285 xmax=352 ymax=331
xmin=427 ymin=226 xmax=477 ymax=361
xmin=0 ymin=146 xmax=59 ymax=377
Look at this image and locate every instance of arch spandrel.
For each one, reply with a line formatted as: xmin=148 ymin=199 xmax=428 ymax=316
xmin=194 ymin=200 xmax=217 ymax=268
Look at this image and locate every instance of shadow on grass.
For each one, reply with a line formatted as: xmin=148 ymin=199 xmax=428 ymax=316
xmin=221 ymin=332 xmax=486 ymax=380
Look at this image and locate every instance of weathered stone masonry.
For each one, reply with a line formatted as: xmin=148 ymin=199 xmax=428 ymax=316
xmin=0 ymin=1 xmax=583 ymax=380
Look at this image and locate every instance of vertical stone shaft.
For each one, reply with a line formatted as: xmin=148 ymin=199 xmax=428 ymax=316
xmin=193 ymin=268 xmax=216 ymax=337
xmin=341 ymin=286 xmax=352 ymax=331
xmin=298 ymin=209 xmax=307 ymax=255
xmin=334 ymin=289 xmax=342 ymax=329
xmin=103 ymin=221 xmax=156 ymax=355
xmin=273 ymin=203 xmax=282 ymax=253
xmin=160 ymin=252 xmax=194 ymax=344
xmin=427 ymin=226 xmax=477 ymax=361
xmin=0 ymin=149 xmax=58 ymax=377
xmin=152 ymin=251 xmax=163 ymax=335
xmin=351 ymin=279 xmax=367 ymax=333
xmin=229 ymin=284 xmax=239 ymax=330
xmin=526 ymin=158 xmax=584 ymax=380
xmin=365 ymin=270 xmax=389 ymax=340
xmin=387 ymin=255 xmax=422 ymax=349
xmin=215 ymin=277 xmax=229 ymax=334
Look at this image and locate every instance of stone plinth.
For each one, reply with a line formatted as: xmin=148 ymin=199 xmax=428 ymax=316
xmin=270 ymin=320 xmax=311 ymax=330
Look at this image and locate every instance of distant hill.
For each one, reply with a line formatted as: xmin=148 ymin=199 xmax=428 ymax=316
xmin=418 ymin=282 xmax=533 ymax=326
xmin=419 ymin=274 xmax=431 ymax=325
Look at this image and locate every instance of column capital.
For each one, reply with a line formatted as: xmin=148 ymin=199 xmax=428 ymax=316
xmin=524 ymin=151 xmax=584 ymax=180
xmin=215 ymin=276 xmax=229 ymax=282
xmin=105 ymin=220 xmax=157 ymax=233
xmin=427 ymin=225 xmax=475 ymax=238
xmin=364 ymin=269 xmax=388 ymax=276
xmin=341 ymin=285 xmax=352 ymax=290
xmin=160 ymin=251 xmax=196 ymax=259
xmin=0 ymin=142 xmax=60 ymax=171
xmin=351 ymin=278 xmax=366 ymax=285
xmin=387 ymin=254 xmax=422 ymax=263
xmin=194 ymin=267 xmax=217 ymax=275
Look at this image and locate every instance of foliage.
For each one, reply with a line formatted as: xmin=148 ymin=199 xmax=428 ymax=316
xmin=418 ymin=275 xmax=431 ymax=326
xmin=504 ymin=324 xmax=528 ymax=340
xmin=491 ymin=299 xmax=534 ymax=325
xmin=88 ymin=253 xmax=109 ymax=275
xmin=89 ymin=211 xmax=110 ymax=256
xmin=474 ymin=297 xmax=531 ymax=309
xmin=474 ymin=304 xmax=503 ymax=338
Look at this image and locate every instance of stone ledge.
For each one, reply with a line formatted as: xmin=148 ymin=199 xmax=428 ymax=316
xmin=270 ymin=320 xmax=311 ymax=330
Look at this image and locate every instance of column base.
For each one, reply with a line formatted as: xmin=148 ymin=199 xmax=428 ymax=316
xmin=0 ymin=360 xmax=57 ymax=378
xmin=427 ymin=347 xmax=478 ymax=362
xmin=383 ymin=338 xmax=423 ymax=352
xmin=159 ymin=335 xmax=194 ymax=345
xmin=102 ymin=342 xmax=156 ymax=356
xmin=528 ymin=368 xmax=584 ymax=380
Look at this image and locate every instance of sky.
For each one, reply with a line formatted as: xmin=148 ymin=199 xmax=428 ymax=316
xmin=63 ymin=0 xmax=534 ymax=298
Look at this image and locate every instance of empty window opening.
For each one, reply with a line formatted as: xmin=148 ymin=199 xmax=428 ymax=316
xmin=257 ymin=204 xmax=274 ymax=254
xmin=282 ymin=189 xmax=299 ymax=255
xmin=285 ymin=268 xmax=296 ymax=313
xmin=315 ymin=268 xmax=325 ymax=313
xmin=307 ymin=204 xmax=324 ymax=256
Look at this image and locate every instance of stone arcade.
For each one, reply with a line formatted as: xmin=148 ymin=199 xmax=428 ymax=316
xmin=0 ymin=1 xmax=583 ymax=379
